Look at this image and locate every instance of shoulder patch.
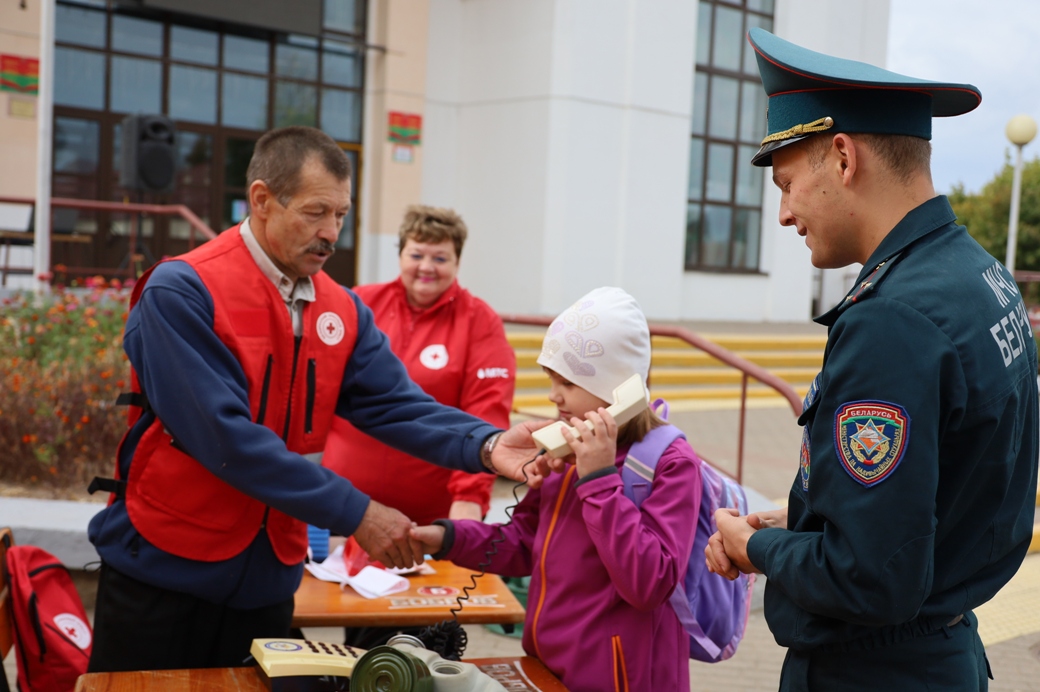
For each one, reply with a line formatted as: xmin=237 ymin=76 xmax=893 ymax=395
xmin=833 ymin=401 xmax=910 ymax=487
xmin=799 ymin=426 xmax=811 ymax=491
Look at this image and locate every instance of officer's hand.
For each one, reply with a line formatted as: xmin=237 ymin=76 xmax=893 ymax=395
xmin=705 ymin=530 xmax=737 ymax=580
xmin=490 ymin=420 xmax=562 ymax=489
xmin=748 ymin=506 xmax=789 ymax=530
xmin=705 ymin=507 xmax=740 ymax=580
xmin=714 ymin=509 xmax=763 ymax=576
xmin=352 ymin=500 xmax=425 ymax=569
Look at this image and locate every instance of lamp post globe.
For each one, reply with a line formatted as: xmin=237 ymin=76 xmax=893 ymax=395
xmin=1004 ymin=114 xmax=1037 ymax=274
xmin=1006 ymin=114 xmax=1038 ymax=147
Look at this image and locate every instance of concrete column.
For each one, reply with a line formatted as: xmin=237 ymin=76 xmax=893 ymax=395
xmin=423 ymin=0 xmax=696 ymax=319
xmin=0 ymin=1 xmax=42 ymax=200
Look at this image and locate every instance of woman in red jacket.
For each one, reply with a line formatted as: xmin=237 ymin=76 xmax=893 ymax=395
xmin=323 ymin=205 xmax=515 ymax=525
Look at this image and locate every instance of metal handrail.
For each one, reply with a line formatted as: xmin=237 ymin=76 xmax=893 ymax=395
xmin=51 ymin=198 xmax=216 ymax=241
xmin=0 ymin=195 xmax=217 ymax=281
xmin=499 ymin=313 xmax=804 ymax=484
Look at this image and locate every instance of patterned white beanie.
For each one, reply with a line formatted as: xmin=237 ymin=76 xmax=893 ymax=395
xmin=536 ymin=287 xmax=651 ymax=404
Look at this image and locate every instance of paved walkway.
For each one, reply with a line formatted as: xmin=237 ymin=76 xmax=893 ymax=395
xmin=487 ymin=397 xmax=1040 ymax=690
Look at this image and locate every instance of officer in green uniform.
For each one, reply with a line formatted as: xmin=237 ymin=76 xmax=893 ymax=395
xmin=706 ymin=29 xmax=1040 ymax=691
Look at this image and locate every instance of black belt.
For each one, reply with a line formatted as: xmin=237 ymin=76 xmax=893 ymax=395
xmin=816 ymin=612 xmax=969 ymax=653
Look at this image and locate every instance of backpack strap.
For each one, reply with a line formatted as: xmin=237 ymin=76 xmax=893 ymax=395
xmin=115 ymin=391 xmax=151 ymax=414
xmin=621 ymin=424 xmax=686 ymax=508
xmin=87 ymin=477 xmax=127 ymax=499
xmin=669 ymin=583 xmax=726 ymax=660
xmin=620 ymin=422 xmax=731 ymax=659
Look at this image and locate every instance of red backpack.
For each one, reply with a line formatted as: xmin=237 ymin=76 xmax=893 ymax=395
xmin=5 ymin=544 xmax=92 ymax=691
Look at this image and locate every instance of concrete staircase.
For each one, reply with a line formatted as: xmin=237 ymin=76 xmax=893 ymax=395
xmin=509 ymin=330 xmax=826 ymax=416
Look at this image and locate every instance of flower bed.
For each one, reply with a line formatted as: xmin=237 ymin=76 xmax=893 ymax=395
xmin=0 ymin=279 xmax=131 ymax=494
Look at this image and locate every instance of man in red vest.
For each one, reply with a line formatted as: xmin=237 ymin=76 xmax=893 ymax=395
xmin=87 ymin=126 xmax=552 ymax=672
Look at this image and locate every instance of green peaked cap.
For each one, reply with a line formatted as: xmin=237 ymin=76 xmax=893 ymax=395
xmin=747 ymin=27 xmax=981 ymax=166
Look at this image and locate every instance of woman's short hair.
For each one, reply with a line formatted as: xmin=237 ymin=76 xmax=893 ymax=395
xmin=398 ymin=205 xmax=468 ymax=259
xmin=246 ymin=126 xmax=352 ymax=205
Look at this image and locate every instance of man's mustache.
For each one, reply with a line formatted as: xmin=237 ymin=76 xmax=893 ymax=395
xmin=307 ymin=241 xmax=336 ymax=256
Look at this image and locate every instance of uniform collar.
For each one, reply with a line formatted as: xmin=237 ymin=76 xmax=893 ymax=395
xmin=814 ymin=196 xmax=956 ymax=326
xmin=858 ymin=195 xmax=957 ymax=276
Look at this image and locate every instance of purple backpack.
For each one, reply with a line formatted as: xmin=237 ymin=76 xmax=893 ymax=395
xmin=621 ymin=403 xmax=755 ymax=663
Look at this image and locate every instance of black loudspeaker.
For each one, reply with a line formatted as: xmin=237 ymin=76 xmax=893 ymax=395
xmin=119 ymin=114 xmax=177 ymax=193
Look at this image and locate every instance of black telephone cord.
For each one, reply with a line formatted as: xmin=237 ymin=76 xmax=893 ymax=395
xmin=419 ymin=451 xmax=543 ymax=661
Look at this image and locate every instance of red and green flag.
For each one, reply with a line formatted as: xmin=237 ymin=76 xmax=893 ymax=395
xmin=0 ymin=54 xmax=39 ymax=95
xmin=388 ymin=111 xmax=422 ymax=146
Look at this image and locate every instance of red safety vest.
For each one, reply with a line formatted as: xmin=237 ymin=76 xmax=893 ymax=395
xmin=116 ymin=227 xmax=357 ymax=564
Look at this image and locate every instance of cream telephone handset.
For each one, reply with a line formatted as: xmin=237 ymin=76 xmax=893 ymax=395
xmin=251 ymin=638 xmax=363 ymax=684
xmin=531 ymin=373 xmax=649 ymax=458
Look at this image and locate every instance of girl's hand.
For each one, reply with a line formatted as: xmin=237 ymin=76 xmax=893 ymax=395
xmin=409 ymin=524 xmax=446 ymax=556
xmin=562 ymin=407 xmax=618 ymax=478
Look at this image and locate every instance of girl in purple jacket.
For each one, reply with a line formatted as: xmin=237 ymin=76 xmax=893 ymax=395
xmin=412 ymin=287 xmax=702 ymax=691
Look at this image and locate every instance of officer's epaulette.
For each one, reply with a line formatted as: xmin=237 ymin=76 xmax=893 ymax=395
xmin=836 ymin=251 xmax=903 ymax=315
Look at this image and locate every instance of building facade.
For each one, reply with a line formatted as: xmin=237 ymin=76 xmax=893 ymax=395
xmin=0 ymin=0 xmax=890 ymax=321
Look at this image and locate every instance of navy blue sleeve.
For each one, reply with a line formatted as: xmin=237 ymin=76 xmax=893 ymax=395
xmin=334 ymin=290 xmax=498 ymax=474
xmin=125 ymin=261 xmax=372 ymax=536
xmin=747 ymin=299 xmax=952 ymax=631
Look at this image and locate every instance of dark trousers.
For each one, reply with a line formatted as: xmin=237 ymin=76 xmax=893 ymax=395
xmin=780 ymin=612 xmax=991 ymax=691
xmin=87 ymin=563 xmax=294 ymax=672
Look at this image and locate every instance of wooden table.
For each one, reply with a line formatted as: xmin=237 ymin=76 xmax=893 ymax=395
xmin=292 ymin=560 xmax=525 ymax=628
xmin=75 ymin=657 xmax=567 ymax=691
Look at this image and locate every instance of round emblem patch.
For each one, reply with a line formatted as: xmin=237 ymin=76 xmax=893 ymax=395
xmin=418 ymin=585 xmax=460 ymax=597
xmin=419 ymin=344 xmax=449 ymax=370
xmin=799 ymin=426 xmax=811 ymax=491
xmin=53 ymin=613 xmax=92 ymax=650
xmin=263 ymin=641 xmax=304 ymax=652
xmin=834 ymin=401 xmax=910 ymax=488
xmin=316 ymin=312 xmax=345 ymax=346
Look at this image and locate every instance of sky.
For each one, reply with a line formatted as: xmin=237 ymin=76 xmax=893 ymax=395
xmin=887 ymin=0 xmax=1040 ymax=195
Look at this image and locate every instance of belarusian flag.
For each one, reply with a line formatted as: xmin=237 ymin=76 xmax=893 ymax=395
xmin=1 ymin=55 xmax=39 ymax=95
xmin=388 ymin=111 xmax=422 ymax=146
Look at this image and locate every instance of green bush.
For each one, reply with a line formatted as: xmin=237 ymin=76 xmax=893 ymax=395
xmin=0 ymin=279 xmax=130 ymax=492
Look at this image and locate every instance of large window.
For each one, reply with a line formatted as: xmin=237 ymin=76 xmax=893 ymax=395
xmin=51 ymin=0 xmax=367 ymax=285
xmin=685 ymin=0 xmax=773 ymax=272
xmin=54 ymin=1 xmax=365 ymax=139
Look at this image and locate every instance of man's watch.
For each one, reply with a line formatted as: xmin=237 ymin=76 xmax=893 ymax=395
xmin=480 ymin=432 xmax=503 ymax=473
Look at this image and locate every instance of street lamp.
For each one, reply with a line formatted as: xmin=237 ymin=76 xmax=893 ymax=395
xmin=1004 ymin=114 xmax=1037 ymax=274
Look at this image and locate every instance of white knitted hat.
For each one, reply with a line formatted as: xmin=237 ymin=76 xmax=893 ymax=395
xmin=536 ymin=287 xmax=651 ymax=404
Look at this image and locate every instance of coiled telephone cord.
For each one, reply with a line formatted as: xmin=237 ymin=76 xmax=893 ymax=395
xmin=418 ymin=453 xmax=542 ymax=661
